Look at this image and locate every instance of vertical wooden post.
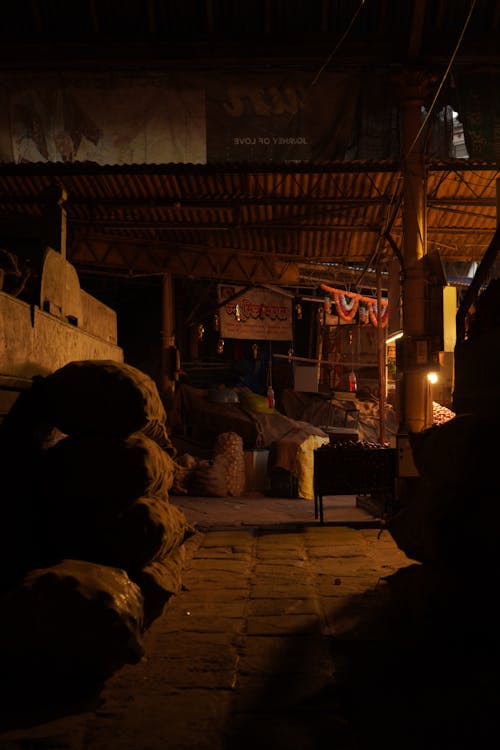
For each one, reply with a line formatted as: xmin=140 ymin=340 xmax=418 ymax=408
xmin=376 ymin=264 xmax=386 ymax=444
xmin=398 ymin=71 xmax=431 ymax=433
xmin=160 ymin=272 xmax=175 ymax=403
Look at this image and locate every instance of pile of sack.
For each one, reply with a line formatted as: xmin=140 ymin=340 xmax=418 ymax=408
xmin=172 ymin=431 xmax=246 ymax=497
xmin=0 ymin=359 xmax=194 ymax=686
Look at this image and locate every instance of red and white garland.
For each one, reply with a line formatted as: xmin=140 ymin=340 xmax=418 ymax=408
xmin=333 ymin=292 xmax=359 ymax=321
xmin=321 ymin=284 xmax=388 ymax=327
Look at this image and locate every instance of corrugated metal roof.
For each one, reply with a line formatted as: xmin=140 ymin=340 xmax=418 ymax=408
xmin=0 ymin=1 xmax=498 ymax=283
xmin=0 ymin=159 xmax=498 ymax=282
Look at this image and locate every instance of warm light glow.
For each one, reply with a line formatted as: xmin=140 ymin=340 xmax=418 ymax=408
xmin=427 ymin=371 xmax=438 ymax=384
xmin=385 ymin=331 xmax=404 ymax=345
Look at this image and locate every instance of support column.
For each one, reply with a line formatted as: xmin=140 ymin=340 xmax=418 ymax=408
xmin=160 ymin=273 xmax=176 ymax=404
xmin=398 ymin=71 xmax=432 ymax=433
xmin=376 ymin=264 xmax=386 ymax=444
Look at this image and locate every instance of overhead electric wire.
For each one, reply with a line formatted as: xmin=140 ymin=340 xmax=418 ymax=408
xmin=405 ymin=0 xmax=478 ymax=158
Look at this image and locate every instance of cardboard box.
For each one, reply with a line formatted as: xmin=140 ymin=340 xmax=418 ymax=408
xmin=244 ymin=449 xmax=270 ymax=491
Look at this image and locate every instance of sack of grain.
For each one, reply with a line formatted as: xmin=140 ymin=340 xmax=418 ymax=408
xmin=189 ymin=456 xmax=229 ymax=497
xmin=213 ymin=432 xmax=246 ymax=496
xmin=0 ymin=558 xmax=144 ymax=682
xmin=40 ymin=432 xmax=175 ymax=512
xmin=42 ymin=360 xmax=169 ymax=439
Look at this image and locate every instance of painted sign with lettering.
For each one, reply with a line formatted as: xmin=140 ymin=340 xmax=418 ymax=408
xmin=218 ymin=284 xmax=292 ymax=340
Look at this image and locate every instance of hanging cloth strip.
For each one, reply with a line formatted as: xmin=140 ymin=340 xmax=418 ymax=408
xmin=320 ymin=283 xmax=388 ymax=327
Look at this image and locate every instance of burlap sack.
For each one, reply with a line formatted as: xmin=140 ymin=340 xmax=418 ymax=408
xmin=0 ymin=559 xmax=144 ymax=681
xmin=190 ymin=456 xmax=230 ymax=497
xmin=41 ymin=493 xmax=194 ymax=572
xmin=41 ymin=360 xmax=170 ymax=441
xmin=213 ymin=432 xmax=246 ymax=496
xmin=40 ymin=432 xmax=175 ymax=511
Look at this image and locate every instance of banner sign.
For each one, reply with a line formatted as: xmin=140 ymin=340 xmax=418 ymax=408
xmin=0 ymin=69 xmax=473 ymax=164
xmin=206 ymin=71 xmax=361 ymax=161
xmin=218 ymin=284 xmax=292 ymax=340
xmin=0 ymin=77 xmax=205 ymax=164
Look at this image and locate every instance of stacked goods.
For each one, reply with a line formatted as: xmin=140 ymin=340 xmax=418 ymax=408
xmin=0 ymin=559 xmax=145 ymax=683
xmin=187 ymin=431 xmax=246 ymax=497
xmin=190 ymin=455 xmax=231 ymax=497
xmin=432 ymin=401 xmax=455 ymax=426
xmin=171 ymin=453 xmax=198 ymax=495
xmin=213 ymin=432 xmax=246 ymax=496
xmin=0 ymin=360 xmax=194 ymax=684
xmin=41 ymin=359 xmax=174 ymax=447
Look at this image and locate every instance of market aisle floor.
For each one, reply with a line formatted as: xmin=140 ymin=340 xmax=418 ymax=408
xmin=1 ymin=495 xmax=491 ymax=750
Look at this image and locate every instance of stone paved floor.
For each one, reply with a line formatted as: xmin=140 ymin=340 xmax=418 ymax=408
xmin=1 ymin=495 xmax=495 ymax=750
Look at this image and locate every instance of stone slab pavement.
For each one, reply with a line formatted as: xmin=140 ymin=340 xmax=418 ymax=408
xmin=0 ymin=517 xmax=424 ymax=750
xmin=3 ymin=491 xmax=494 ymax=750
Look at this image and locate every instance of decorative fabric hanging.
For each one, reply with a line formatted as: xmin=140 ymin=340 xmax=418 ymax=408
xmin=321 ymin=283 xmax=388 ymax=328
xmin=368 ymin=301 xmax=389 ymax=327
xmin=333 ymin=292 xmax=359 ymax=321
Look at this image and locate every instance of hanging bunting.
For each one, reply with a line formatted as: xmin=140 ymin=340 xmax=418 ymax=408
xmin=321 ymin=283 xmax=388 ymax=328
xmin=368 ymin=300 xmax=389 ymax=327
xmin=333 ymin=292 xmax=359 ymax=321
